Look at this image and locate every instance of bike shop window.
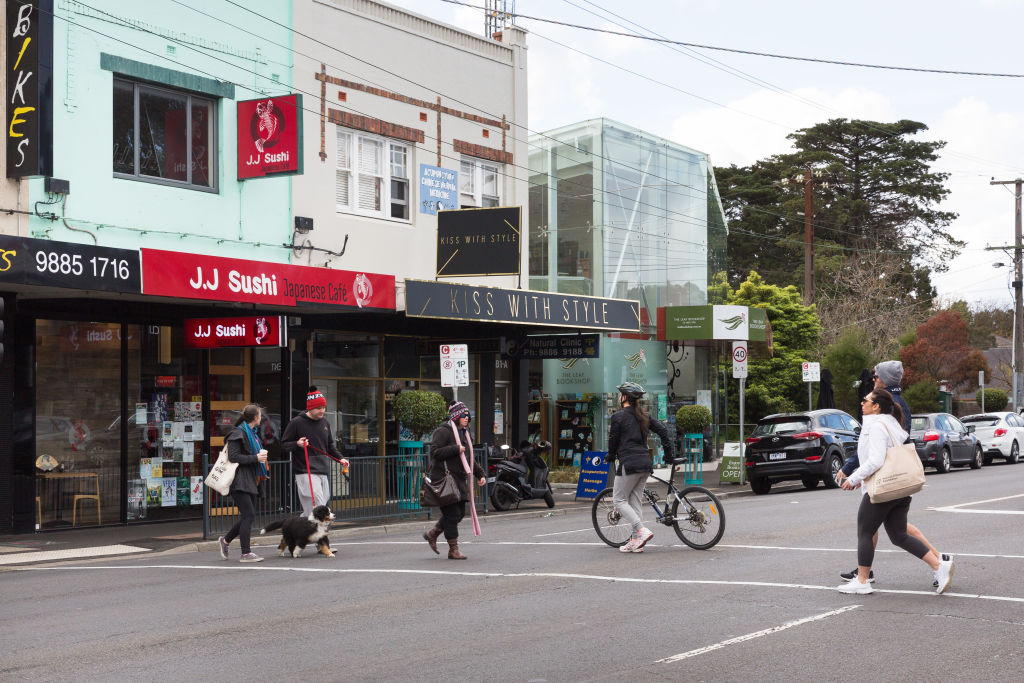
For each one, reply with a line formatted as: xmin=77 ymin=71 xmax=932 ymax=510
xmin=459 ymin=157 xmax=501 ymax=208
xmin=335 ymin=128 xmax=410 ymax=220
xmin=113 ymin=78 xmax=216 ymax=190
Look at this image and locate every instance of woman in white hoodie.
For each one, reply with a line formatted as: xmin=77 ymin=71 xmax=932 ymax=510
xmin=837 ymin=389 xmax=955 ymax=595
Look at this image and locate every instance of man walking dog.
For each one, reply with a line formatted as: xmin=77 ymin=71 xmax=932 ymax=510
xmin=281 ymin=386 xmax=348 ymax=517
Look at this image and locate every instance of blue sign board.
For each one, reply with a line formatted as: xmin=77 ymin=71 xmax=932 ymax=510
xmin=419 ymin=164 xmax=458 ymax=215
xmin=575 ymin=451 xmax=610 ymax=500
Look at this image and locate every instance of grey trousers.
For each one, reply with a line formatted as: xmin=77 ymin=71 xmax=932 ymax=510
xmin=612 ymin=471 xmax=648 ymax=534
xmin=295 ymin=473 xmax=330 ymax=516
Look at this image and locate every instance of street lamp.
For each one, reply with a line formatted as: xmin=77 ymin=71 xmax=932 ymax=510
xmin=993 ymin=261 xmax=1019 ymax=410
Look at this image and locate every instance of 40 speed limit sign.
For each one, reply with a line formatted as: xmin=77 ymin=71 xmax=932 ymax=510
xmin=732 ymin=341 xmax=748 ymax=378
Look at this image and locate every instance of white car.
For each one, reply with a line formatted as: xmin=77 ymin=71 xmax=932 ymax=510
xmin=960 ymin=412 xmax=1024 ymax=464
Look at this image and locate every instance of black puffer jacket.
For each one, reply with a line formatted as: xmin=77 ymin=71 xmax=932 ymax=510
xmin=606 ymin=407 xmax=674 ymax=475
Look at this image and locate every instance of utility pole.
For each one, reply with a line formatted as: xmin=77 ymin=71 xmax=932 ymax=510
xmin=803 ymin=163 xmax=814 ymax=306
xmin=990 ymin=178 xmax=1023 ymax=411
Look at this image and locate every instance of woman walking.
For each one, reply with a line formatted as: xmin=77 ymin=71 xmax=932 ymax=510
xmin=606 ymin=382 xmax=674 ymax=553
xmin=424 ymin=401 xmax=486 ymax=560
xmin=218 ymin=404 xmax=269 ymax=563
xmin=838 ymin=389 xmax=955 ymax=594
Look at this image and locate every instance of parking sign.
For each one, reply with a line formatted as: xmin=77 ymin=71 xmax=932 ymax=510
xmin=440 ymin=344 xmax=469 ymax=387
xmin=802 ymin=361 xmax=820 ymax=382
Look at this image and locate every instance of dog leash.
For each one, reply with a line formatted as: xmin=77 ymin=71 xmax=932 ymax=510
xmin=301 ymin=443 xmax=350 ymax=507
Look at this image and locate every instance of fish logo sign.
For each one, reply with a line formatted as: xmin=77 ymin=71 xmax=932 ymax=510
xmin=718 ymin=313 xmax=746 ymax=331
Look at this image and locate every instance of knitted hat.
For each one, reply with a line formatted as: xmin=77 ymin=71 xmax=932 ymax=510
xmin=874 ymin=361 xmax=904 ymax=387
xmin=306 ymin=386 xmax=327 ymax=411
xmin=448 ymin=401 xmax=470 ymax=421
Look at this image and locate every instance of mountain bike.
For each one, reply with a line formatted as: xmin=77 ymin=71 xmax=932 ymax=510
xmin=591 ymin=463 xmax=725 ymax=550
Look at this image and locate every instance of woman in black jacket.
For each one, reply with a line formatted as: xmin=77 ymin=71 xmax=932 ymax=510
xmin=424 ymin=401 xmax=486 ymax=560
xmin=606 ymin=382 xmax=674 ymax=553
xmin=218 ymin=404 xmax=269 ymax=563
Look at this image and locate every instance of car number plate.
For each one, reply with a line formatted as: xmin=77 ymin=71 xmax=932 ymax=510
xmin=768 ymin=452 xmax=786 ymax=460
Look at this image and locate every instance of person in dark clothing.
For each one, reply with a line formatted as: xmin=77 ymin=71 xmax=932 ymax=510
xmin=423 ymin=401 xmax=486 ymax=560
xmin=280 ymin=386 xmax=348 ymax=517
xmin=218 ymin=404 xmax=269 ymax=563
xmin=836 ymin=361 xmax=947 ymax=584
xmin=605 ymin=382 xmax=675 ymax=553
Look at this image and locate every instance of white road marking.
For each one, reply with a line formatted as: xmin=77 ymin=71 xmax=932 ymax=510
xmin=0 ymin=544 xmax=149 ymax=565
xmin=654 ymin=605 xmax=862 ymax=664
xmin=15 ymin=565 xmax=1024 ymax=604
xmin=928 ymin=492 xmax=1024 ymax=515
xmin=718 ymin=544 xmax=1024 ymax=560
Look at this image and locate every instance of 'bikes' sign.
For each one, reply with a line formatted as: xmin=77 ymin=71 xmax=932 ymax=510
xmin=6 ymin=0 xmax=53 ymax=177
xmin=237 ymin=94 xmax=302 ymax=180
xmin=185 ymin=316 xmax=284 ymax=349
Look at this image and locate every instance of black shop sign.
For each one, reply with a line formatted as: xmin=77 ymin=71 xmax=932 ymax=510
xmin=6 ymin=0 xmax=53 ymax=177
xmin=0 ymin=235 xmax=142 ymax=293
xmin=501 ymin=333 xmax=601 ymax=359
xmin=405 ymin=279 xmax=641 ymax=332
xmin=436 ymin=206 xmax=520 ymax=277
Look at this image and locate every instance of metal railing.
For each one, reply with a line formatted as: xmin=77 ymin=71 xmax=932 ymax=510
xmin=203 ymin=445 xmax=492 ymax=539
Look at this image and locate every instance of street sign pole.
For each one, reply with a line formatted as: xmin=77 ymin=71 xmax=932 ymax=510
xmin=732 ymin=341 xmax=748 ymax=485
xmin=738 ymin=377 xmax=746 ymax=485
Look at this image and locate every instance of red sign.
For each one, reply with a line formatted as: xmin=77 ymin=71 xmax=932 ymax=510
xmin=237 ymin=94 xmax=302 ymax=180
xmin=140 ymin=248 xmax=396 ymax=310
xmin=185 ymin=316 xmax=284 ymax=349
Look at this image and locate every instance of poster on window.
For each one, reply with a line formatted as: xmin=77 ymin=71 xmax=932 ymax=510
xmin=128 ymin=479 xmax=147 ymax=520
xmin=161 ymin=478 xmax=177 ymax=507
xmin=237 ymin=94 xmax=302 ymax=180
xmin=190 ymin=476 xmax=203 ymax=505
xmin=419 ymin=165 xmax=458 ymax=215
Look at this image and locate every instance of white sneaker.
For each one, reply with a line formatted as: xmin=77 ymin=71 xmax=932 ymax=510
xmin=836 ymin=577 xmax=874 ymax=594
xmin=619 ymin=537 xmax=639 ymax=553
xmin=934 ymin=557 xmax=955 ymax=594
xmin=634 ymin=527 xmax=654 ymax=550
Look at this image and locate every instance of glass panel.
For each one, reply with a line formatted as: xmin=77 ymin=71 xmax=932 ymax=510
xmin=336 ymin=170 xmax=350 ymax=207
xmin=482 ymin=164 xmax=498 ymax=196
xmin=312 ymin=332 xmax=379 ymax=377
xmin=358 ymin=137 xmax=382 ymax=174
xmin=390 ymin=179 xmax=408 ymax=219
xmin=210 ymin=374 xmax=245 ymax=402
xmin=138 ymin=86 xmax=188 ymax=181
xmin=190 ymin=99 xmax=213 ymax=187
xmin=390 ymin=143 xmax=407 ymax=178
xmin=322 ymin=380 xmax=379 ymax=459
xmin=460 ymin=159 xmax=475 ymax=193
xmin=35 ymin=321 xmax=123 ymax=528
xmin=252 ymin=347 xmax=283 ymax=456
xmin=357 ymin=175 xmax=381 ymax=211
xmin=112 ymin=80 xmax=135 ymax=175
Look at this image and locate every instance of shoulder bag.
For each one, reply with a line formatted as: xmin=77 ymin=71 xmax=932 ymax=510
xmin=864 ymin=421 xmax=926 ymax=503
xmin=420 ymin=462 xmax=460 ymax=507
xmin=204 ymin=448 xmax=238 ymax=496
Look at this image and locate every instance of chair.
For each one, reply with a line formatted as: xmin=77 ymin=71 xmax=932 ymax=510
xmin=72 ymin=494 xmax=101 ymax=526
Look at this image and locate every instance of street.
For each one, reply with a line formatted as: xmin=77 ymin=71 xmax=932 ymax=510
xmin=3 ymin=465 xmax=1024 ymax=682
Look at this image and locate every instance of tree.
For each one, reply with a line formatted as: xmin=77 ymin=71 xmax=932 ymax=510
xmin=716 ymin=118 xmax=962 ymax=305
xmin=900 ymin=311 xmax=990 ymax=393
xmin=822 ymin=328 xmax=874 ymax=415
xmin=904 ymin=381 xmax=940 ymax=413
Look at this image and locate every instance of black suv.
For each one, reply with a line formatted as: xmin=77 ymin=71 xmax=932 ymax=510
xmin=744 ymin=409 xmax=860 ymax=495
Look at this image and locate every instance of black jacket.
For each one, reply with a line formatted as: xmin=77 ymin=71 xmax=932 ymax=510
xmin=606 ymin=407 xmax=674 ymax=475
xmin=429 ymin=421 xmax=485 ymax=502
xmin=281 ymin=413 xmax=342 ymax=475
xmin=225 ymin=426 xmax=261 ymax=495
xmin=841 ymin=383 xmax=912 ymax=476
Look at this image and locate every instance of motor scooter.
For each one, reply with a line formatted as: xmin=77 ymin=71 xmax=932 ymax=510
xmin=486 ymin=441 xmax=555 ymax=511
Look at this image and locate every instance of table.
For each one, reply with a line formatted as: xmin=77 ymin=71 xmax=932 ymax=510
xmin=38 ymin=472 xmax=100 ymax=525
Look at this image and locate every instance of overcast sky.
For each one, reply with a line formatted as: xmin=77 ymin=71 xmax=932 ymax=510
xmin=386 ymin=0 xmax=1024 ymax=308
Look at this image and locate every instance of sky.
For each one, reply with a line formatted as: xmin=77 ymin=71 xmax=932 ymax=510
xmin=385 ymin=0 xmax=1024 ymax=308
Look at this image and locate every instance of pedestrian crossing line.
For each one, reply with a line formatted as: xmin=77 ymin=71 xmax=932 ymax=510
xmin=928 ymin=492 xmax=1024 ymax=515
xmin=16 ymin=565 xmax=1024 ymax=604
xmin=0 ymin=545 xmax=149 ymax=565
xmin=718 ymin=544 xmax=1024 ymax=560
xmin=655 ymin=605 xmax=862 ymax=664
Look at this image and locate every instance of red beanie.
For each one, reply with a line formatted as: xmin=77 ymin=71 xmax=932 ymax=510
xmin=306 ymin=387 xmax=327 ymax=411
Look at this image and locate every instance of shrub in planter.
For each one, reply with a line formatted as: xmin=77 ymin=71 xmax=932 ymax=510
xmin=392 ymin=390 xmax=448 ymax=443
xmin=976 ymin=388 xmax=1008 ymax=412
xmin=675 ymin=405 xmax=712 ymax=435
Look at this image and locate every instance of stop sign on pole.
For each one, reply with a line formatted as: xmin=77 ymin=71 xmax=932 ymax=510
xmin=732 ymin=341 xmax=748 ymax=378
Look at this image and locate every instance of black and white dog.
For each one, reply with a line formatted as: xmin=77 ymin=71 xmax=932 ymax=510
xmin=259 ymin=504 xmax=336 ymax=558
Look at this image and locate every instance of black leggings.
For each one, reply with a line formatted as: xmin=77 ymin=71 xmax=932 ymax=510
xmin=224 ymin=491 xmax=257 ymax=554
xmin=856 ymin=494 xmax=928 ymax=567
xmin=439 ymin=501 xmax=466 ymax=540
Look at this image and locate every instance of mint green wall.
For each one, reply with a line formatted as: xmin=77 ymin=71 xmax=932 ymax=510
xmin=28 ymin=1 xmax=294 ymax=262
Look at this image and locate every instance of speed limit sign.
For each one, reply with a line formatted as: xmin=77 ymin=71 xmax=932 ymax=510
xmin=732 ymin=341 xmax=748 ymax=378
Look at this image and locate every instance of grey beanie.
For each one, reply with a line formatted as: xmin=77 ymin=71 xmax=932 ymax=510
xmin=874 ymin=360 xmax=904 ymax=387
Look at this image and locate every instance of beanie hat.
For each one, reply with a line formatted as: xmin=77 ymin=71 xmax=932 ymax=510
xmin=448 ymin=401 xmax=470 ymax=422
xmin=306 ymin=386 xmax=327 ymax=411
xmin=874 ymin=361 xmax=904 ymax=387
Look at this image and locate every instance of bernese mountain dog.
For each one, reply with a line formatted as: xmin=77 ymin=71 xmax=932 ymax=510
xmin=259 ymin=504 xmax=336 ymax=558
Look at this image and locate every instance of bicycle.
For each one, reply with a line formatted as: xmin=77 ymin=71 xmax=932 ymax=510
xmin=591 ymin=460 xmax=725 ymax=550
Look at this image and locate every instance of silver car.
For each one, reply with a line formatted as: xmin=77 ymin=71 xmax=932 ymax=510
xmin=960 ymin=412 xmax=1024 ymax=465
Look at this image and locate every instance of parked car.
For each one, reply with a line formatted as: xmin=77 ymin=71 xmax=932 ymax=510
xmin=909 ymin=413 xmax=982 ymax=472
xmin=744 ymin=409 xmax=860 ymax=495
xmin=959 ymin=412 xmax=1024 ymax=465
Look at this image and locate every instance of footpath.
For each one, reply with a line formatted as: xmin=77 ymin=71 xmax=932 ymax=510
xmin=0 ymin=462 xmax=797 ymax=567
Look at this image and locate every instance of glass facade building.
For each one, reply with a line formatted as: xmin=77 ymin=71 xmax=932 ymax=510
xmin=527 ymin=119 xmax=727 ymax=465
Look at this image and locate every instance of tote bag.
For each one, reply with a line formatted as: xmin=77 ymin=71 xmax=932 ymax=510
xmin=204 ymin=449 xmax=238 ymax=496
xmin=864 ymin=422 xmax=926 ymax=503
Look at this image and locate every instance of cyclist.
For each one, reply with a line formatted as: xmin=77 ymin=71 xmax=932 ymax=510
xmin=606 ymin=382 xmax=675 ymax=552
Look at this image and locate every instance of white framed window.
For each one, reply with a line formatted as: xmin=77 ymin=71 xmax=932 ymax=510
xmin=459 ymin=157 xmax=502 ymax=208
xmin=335 ymin=127 xmax=410 ymax=220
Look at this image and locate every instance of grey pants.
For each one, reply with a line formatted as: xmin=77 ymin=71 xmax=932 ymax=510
xmin=612 ymin=471 xmax=648 ymax=534
xmin=295 ymin=473 xmax=330 ymax=516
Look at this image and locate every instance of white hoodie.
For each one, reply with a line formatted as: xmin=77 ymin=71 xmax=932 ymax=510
xmin=847 ymin=413 xmax=909 ymax=493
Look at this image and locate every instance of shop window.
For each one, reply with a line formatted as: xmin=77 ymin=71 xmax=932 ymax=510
xmin=459 ymin=157 xmax=502 ymax=208
xmin=112 ymin=77 xmax=216 ymax=191
xmin=312 ymin=332 xmax=380 ymax=377
xmin=335 ymin=127 xmax=410 ymax=221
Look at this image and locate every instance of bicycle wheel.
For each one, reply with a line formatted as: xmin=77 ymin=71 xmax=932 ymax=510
xmin=592 ymin=487 xmax=631 ymax=547
xmin=671 ymin=486 xmax=725 ymax=550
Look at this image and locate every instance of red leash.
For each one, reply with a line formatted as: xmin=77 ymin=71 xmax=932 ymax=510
xmin=301 ymin=443 xmax=350 ymax=507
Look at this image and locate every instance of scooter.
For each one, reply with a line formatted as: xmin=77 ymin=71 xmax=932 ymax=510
xmin=487 ymin=441 xmax=555 ymax=511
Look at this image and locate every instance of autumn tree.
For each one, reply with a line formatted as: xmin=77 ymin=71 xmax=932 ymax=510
xmin=900 ymin=311 xmax=990 ymax=392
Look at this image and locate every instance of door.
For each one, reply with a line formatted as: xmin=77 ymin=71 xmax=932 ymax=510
xmin=209 ymin=349 xmax=252 ymax=452
xmin=493 ymin=383 xmax=510 ymax=449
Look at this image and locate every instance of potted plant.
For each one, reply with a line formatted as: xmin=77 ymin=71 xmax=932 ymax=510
xmin=675 ymin=404 xmax=712 ymax=437
xmin=392 ymin=390 xmax=448 ymax=450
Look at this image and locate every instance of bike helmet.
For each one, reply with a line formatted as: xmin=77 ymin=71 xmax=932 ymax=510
xmin=616 ymin=382 xmax=645 ymax=397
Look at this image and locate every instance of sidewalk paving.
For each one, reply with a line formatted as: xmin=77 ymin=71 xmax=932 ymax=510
xmin=0 ymin=461 xmax=796 ymax=567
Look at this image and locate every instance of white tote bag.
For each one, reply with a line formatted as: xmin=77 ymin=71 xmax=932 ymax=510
xmin=204 ymin=449 xmax=238 ymax=496
xmin=864 ymin=422 xmax=926 ymax=503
